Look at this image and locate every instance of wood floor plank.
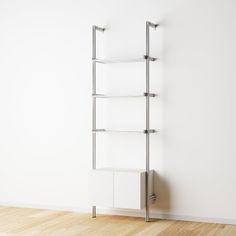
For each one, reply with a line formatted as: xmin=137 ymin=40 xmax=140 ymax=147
xmin=0 ymin=206 xmax=235 ymax=236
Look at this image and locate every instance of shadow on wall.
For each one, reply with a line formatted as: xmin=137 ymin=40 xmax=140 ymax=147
xmin=153 ymin=171 xmax=171 ymax=212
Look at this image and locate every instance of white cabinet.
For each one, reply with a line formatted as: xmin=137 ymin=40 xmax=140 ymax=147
xmin=89 ymin=168 xmax=154 ymax=210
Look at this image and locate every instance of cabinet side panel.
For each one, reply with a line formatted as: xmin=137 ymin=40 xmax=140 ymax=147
xmin=140 ymin=172 xmax=146 ymax=209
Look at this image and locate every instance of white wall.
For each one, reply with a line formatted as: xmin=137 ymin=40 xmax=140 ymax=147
xmin=1 ymin=0 xmax=236 ymax=224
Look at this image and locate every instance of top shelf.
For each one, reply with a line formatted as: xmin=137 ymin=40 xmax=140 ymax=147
xmin=92 ymin=56 xmax=158 ymax=64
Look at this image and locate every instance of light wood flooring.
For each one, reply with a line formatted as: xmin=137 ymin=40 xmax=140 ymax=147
xmin=0 ymin=206 xmax=235 ymax=236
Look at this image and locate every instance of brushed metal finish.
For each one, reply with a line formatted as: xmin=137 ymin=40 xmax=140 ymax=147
xmin=145 ymin=21 xmax=158 ymax=222
xmin=92 ymin=25 xmax=105 ymax=218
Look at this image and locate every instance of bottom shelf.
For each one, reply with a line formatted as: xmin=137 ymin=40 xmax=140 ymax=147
xmin=88 ymin=168 xmax=155 ymax=210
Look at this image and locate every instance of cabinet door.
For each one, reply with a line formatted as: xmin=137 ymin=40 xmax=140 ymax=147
xmin=88 ymin=170 xmax=113 ymax=207
xmin=114 ymin=171 xmax=145 ymax=209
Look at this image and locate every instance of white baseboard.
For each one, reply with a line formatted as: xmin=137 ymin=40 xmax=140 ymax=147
xmin=0 ymin=201 xmax=235 ymax=225
xmin=97 ymin=208 xmax=236 ymax=225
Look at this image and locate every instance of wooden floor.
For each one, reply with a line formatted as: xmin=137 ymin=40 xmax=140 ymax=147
xmin=0 ymin=206 xmax=235 ymax=236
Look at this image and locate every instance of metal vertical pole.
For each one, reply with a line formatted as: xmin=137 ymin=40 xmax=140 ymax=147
xmin=145 ymin=21 xmax=150 ymax=222
xmin=92 ymin=25 xmax=105 ymax=218
xmin=92 ymin=25 xmax=97 ymax=218
xmin=145 ymin=21 xmax=158 ymax=222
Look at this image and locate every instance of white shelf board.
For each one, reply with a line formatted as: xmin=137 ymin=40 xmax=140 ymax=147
xmin=92 ymin=93 xmax=157 ymax=98
xmin=92 ymin=56 xmax=157 ymax=64
xmin=92 ymin=129 xmax=157 ymax=134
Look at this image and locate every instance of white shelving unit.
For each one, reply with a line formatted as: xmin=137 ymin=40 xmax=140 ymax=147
xmin=90 ymin=21 xmax=159 ymax=222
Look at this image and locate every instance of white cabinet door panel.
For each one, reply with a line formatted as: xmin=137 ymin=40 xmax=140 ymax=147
xmin=114 ymin=171 xmax=145 ymax=209
xmin=88 ymin=170 xmax=113 ymax=207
